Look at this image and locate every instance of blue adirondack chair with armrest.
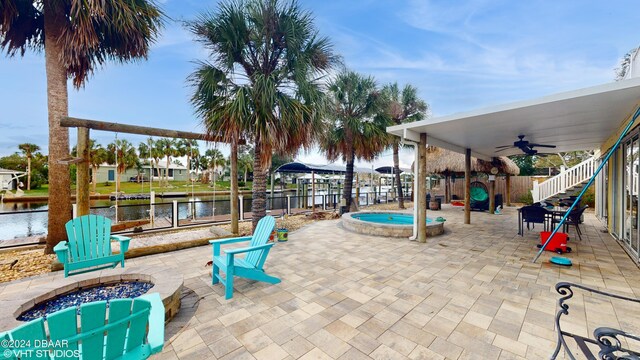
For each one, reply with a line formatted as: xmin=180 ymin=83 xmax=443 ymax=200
xmin=54 ymin=215 xmax=131 ymax=277
xmin=0 ymin=293 xmax=164 ymax=360
xmin=210 ymin=216 xmax=281 ymax=299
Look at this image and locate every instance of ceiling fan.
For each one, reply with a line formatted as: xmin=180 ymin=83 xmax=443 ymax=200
xmin=495 ymin=135 xmax=556 ymax=155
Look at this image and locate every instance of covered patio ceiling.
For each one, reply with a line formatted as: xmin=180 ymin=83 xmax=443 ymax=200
xmin=387 ymin=78 xmax=640 ymax=160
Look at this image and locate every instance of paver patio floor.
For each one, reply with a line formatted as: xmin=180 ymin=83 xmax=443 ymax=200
xmin=3 ymin=205 xmax=640 ymax=359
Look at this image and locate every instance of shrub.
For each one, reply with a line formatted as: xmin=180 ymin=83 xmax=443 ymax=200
xmin=519 ymin=191 xmax=533 ymax=205
xmin=581 ymin=184 xmax=596 ymax=208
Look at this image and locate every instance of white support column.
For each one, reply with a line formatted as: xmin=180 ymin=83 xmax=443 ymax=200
xmin=72 ymin=204 xmax=78 ymax=219
xmin=532 ymin=180 xmax=540 ymax=203
xmin=409 ymin=142 xmax=419 ymax=240
xmin=286 ymin=195 xmax=291 ymax=215
xmin=239 ymin=195 xmax=244 ymax=220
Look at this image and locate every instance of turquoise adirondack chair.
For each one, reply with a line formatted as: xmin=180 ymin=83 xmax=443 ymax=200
xmin=54 ymin=215 xmax=131 ymax=277
xmin=210 ymin=216 xmax=281 ymax=299
xmin=0 ymin=293 xmax=164 ymax=360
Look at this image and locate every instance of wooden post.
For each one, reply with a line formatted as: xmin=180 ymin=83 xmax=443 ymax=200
xmin=444 ymin=174 xmax=450 ymax=203
xmin=312 ymin=171 xmax=316 ymax=213
xmin=417 ymin=133 xmax=428 ymax=243
xmin=76 ymin=127 xmax=90 ymax=217
xmin=489 ymin=176 xmax=496 ymax=214
xmin=464 ymin=148 xmax=471 ymax=224
xmin=303 ymin=180 xmax=307 ymax=209
xmin=506 ymin=174 xmax=512 ymax=207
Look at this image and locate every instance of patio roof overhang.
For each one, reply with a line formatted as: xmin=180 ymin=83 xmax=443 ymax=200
xmin=387 ymin=78 xmax=640 ymax=160
xmin=375 ymin=166 xmax=412 ymax=175
xmin=275 ymin=161 xmax=378 ymax=175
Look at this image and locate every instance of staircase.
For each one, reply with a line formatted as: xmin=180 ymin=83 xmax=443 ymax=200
xmin=531 ymin=157 xmax=595 ymax=203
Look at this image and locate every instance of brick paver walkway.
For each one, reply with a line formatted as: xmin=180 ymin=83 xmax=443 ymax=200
xmin=3 ymin=205 xmax=640 ymax=359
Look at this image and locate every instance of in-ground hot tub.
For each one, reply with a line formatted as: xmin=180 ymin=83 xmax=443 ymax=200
xmin=342 ymin=211 xmax=445 ymax=238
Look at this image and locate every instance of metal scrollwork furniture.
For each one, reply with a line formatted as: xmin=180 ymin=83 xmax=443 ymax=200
xmin=552 ymin=282 xmax=640 ymax=360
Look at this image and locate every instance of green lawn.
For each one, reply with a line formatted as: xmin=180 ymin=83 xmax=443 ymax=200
xmin=17 ymin=180 xmax=254 ymax=196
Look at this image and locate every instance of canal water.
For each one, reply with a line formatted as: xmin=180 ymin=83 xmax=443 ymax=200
xmin=0 ymin=191 xmax=316 ymax=241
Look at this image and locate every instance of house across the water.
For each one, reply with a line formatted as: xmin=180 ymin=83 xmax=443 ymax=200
xmin=0 ymin=168 xmax=25 ymax=191
xmin=94 ymin=160 xmax=189 ymax=183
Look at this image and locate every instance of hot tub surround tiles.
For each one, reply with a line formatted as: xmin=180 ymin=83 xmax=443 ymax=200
xmin=0 ymin=266 xmax=183 ymax=331
xmin=342 ymin=211 xmax=445 ymax=238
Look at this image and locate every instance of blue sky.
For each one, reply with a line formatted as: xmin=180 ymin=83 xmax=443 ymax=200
xmin=0 ymin=0 xmax=638 ymax=168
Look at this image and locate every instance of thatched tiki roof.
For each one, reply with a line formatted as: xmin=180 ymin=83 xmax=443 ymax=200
xmin=421 ymin=147 xmax=520 ymax=175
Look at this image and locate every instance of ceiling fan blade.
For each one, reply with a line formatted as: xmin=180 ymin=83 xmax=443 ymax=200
xmin=495 ymin=148 xmax=511 ymax=153
xmin=529 ymin=144 xmax=556 ymax=148
xmin=495 ymin=145 xmax=513 ymax=149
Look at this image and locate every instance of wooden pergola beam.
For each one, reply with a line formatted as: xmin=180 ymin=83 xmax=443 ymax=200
xmin=60 ymin=117 xmax=245 ymax=144
xmin=62 ymin=116 xmax=245 ymax=222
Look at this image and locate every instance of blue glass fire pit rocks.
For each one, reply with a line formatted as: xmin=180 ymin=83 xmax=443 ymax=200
xmin=18 ymin=281 xmax=153 ymax=321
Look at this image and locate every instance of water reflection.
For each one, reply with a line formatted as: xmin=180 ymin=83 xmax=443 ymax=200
xmin=0 ymin=192 xmax=302 ymax=241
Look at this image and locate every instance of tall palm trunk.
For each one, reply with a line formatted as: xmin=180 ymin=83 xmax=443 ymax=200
xmin=92 ymin=165 xmax=98 ymax=192
xmin=244 ymin=169 xmax=248 ymax=183
xmin=393 ymin=142 xmax=404 ymax=209
xmin=44 ymin=5 xmax=72 ymax=254
xmin=165 ymin=155 xmax=170 ymax=185
xmin=230 ymin=135 xmax=239 ymax=234
xmin=154 ymin=159 xmax=160 ymax=185
xmin=251 ymin=138 xmax=268 ymax=231
xmin=343 ymin=146 xmax=355 ymax=211
xmin=26 ymin=156 xmax=32 ymax=191
xmin=186 ymin=155 xmax=191 ymax=179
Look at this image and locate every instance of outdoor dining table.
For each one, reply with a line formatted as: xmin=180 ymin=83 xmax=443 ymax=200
xmin=517 ymin=206 xmax=569 ymax=235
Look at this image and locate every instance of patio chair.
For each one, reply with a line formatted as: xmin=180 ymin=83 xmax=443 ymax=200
xmin=0 ymin=293 xmax=164 ymax=359
xmin=553 ymin=205 xmax=589 ymax=241
xmin=551 ymin=282 xmax=640 ymax=359
xmin=54 ymin=214 xmax=131 ymax=277
xmin=520 ymin=205 xmax=551 ymax=236
xmin=209 ymin=216 xmax=280 ymax=299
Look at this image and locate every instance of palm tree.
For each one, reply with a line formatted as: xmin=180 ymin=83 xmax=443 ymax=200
xmin=238 ymin=153 xmax=254 ymax=182
xmin=156 ymin=139 xmax=178 ymax=185
xmin=89 ymin=141 xmax=109 ymax=193
xmin=181 ymin=139 xmax=199 ymax=180
xmin=205 ymin=149 xmax=226 ymax=183
xmin=1 ymin=0 xmax=164 ymax=253
xmin=18 ymin=143 xmax=40 ymax=190
xmin=321 ymin=70 xmax=390 ymax=212
xmin=148 ymin=138 xmax=164 ymax=186
xmin=382 ymin=83 xmax=428 ymax=208
xmin=188 ymin=0 xmax=337 ymax=229
xmin=189 ymin=147 xmax=200 ymax=173
xmin=107 ymin=139 xmax=138 ymax=191
xmin=193 ymin=152 xmax=210 ymax=183
xmin=138 ymin=142 xmax=151 ymax=184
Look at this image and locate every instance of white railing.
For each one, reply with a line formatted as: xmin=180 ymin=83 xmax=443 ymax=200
xmin=532 ymin=157 xmax=595 ymax=203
